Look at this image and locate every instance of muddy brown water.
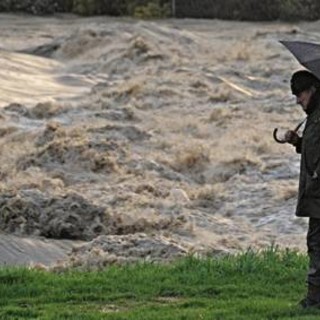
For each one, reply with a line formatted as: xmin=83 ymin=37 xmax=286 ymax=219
xmin=0 ymin=14 xmax=319 ymax=267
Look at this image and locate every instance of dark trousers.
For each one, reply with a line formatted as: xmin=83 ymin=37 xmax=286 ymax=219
xmin=307 ymin=218 xmax=320 ymax=286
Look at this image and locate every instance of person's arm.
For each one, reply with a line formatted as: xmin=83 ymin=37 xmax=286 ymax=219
xmin=307 ymin=121 xmax=320 ymax=179
xmin=295 ymin=137 xmax=302 ymax=154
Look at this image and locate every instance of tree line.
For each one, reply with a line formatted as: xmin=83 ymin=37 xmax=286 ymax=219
xmin=1 ymin=0 xmax=320 ymax=20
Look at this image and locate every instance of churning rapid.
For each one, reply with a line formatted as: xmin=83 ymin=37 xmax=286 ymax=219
xmin=0 ymin=14 xmax=317 ymax=269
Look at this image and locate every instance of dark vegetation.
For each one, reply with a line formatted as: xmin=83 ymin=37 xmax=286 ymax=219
xmin=1 ymin=0 xmax=320 ymax=20
xmin=0 ymin=0 xmax=171 ymax=17
xmin=175 ymin=0 xmax=320 ymax=21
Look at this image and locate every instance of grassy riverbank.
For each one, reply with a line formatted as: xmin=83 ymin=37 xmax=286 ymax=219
xmin=1 ymin=248 xmax=319 ymax=319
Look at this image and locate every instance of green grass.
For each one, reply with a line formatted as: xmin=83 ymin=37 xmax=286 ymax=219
xmin=0 ymin=247 xmax=319 ymax=319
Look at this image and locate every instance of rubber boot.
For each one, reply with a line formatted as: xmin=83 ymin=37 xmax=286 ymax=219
xmin=299 ymin=284 xmax=320 ymax=308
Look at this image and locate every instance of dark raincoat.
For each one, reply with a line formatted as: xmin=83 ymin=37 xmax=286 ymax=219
xmin=296 ymin=91 xmax=320 ymax=218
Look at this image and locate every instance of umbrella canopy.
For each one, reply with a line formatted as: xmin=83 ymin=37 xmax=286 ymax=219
xmin=280 ymin=40 xmax=320 ymax=79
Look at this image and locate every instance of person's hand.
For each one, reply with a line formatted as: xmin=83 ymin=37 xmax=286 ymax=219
xmin=284 ymin=130 xmax=300 ymax=146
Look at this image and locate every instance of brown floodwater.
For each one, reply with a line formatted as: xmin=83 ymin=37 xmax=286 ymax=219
xmin=0 ymin=14 xmax=318 ymax=268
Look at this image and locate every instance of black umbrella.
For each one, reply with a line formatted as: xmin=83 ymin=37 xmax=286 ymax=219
xmin=280 ymin=40 xmax=320 ymax=79
xmin=272 ymin=40 xmax=320 ymax=144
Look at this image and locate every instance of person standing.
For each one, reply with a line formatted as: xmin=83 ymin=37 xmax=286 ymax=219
xmin=284 ymin=70 xmax=320 ymax=308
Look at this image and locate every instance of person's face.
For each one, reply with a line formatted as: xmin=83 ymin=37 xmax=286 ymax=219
xmin=296 ymin=88 xmax=314 ymax=111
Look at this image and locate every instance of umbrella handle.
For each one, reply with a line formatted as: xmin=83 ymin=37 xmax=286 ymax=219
xmin=273 ymin=128 xmax=287 ymax=144
xmin=273 ymin=118 xmax=306 ymax=144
